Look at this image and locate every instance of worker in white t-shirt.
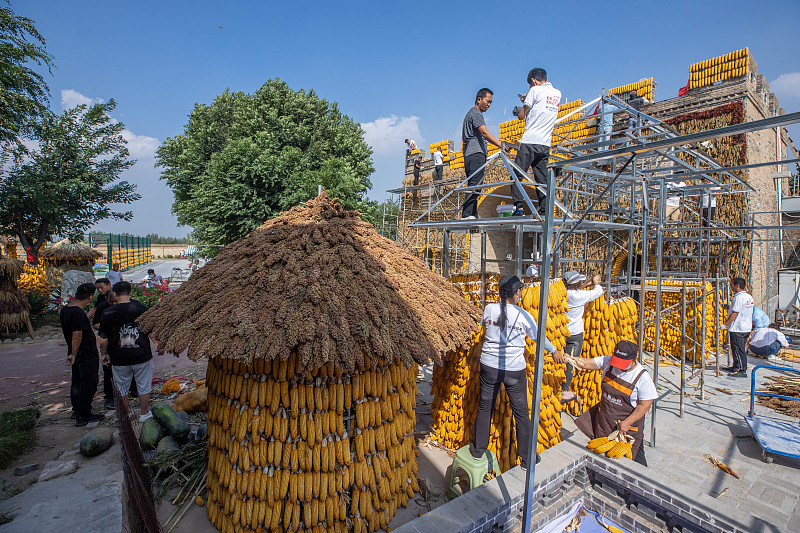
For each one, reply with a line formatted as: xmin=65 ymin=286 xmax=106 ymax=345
xmin=665 ymin=181 xmax=686 ymax=221
xmin=567 ymin=340 xmax=657 ymax=466
xmin=700 ymin=178 xmax=722 ymax=227
xmin=748 ymin=323 xmax=788 ymax=362
xmin=469 ymin=276 xmax=564 ymax=470
xmin=106 ymin=263 xmax=123 ymax=285
xmin=525 ymin=264 xmax=539 ymax=277
xmin=511 ymin=68 xmax=561 ymax=217
xmin=404 ymin=139 xmax=416 ymax=163
xmin=554 ymin=271 xmax=605 ymax=402
xmin=723 ymin=277 xmax=754 ymax=376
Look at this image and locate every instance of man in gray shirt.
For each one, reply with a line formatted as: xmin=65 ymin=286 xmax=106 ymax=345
xmin=461 ymin=88 xmax=504 ymax=219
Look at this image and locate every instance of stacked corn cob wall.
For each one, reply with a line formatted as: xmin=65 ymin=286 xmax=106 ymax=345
xmin=608 ymin=78 xmax=655 ymax=101
xmin=205 ymin=353 xmax=420 ymax=533
xmin=17 ymin=264 xmax=50 ymax=297
xmin=689 ymin=48 xmax=751 ymax=90
xmin=641 ymin=280 xmax=727 ymax=364
xmin=564 ymin=296 xmax=639 ymax=416
xmin=109 ymin=247 xmax=152 ymax=270
xmin=430 ymin=280 xmax=570 ymax=472
xmin=448 ymin=273 xmax=500 ymax=306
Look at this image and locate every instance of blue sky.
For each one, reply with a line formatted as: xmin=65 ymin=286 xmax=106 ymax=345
xmin=16 ymin=0 xmax=800 ymax=237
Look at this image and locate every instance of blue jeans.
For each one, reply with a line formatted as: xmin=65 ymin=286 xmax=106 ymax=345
xmin=749 ymin=340 xmax=782 ymax=358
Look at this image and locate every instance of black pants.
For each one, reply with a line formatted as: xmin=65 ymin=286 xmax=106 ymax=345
xmin=71 ymin=352 xmax=99 ymax=418
xmin=729 ymin=331 xmax=749 ymax=371
xmin=634 ymin=441 xmax=647 ymax=466
xmin=512 ymin=143 xmax=549 ymax=211
xmin=562 ymin=333 xmax=584 ymax=391
xmin=461 ymin=153 xmax=486 ymax=218
xmin=103 ymin=363 xmax=138 ymax=400
xmin=470 ymin=364 xmax=532 ymax=467
xmin=413 ymin=168 xmax=420 ymax=186
xmin=434 ymin=165 xmax=443 ymax=181
xmin=701 ymin=207 xmax=715 ymax=227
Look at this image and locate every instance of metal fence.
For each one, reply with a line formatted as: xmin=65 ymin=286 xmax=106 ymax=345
xmin=86 ymin=233 xmax=152 ymax=271
xmin=114 ymin=385 xmax=162 ymax=533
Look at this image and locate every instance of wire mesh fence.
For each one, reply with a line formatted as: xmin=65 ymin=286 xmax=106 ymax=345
xmin=115 ymin=385 xmax=162 ymax=533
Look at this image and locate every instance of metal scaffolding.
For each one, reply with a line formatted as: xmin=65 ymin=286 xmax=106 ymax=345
xmin=398 ymin=95 xmax=800 ymax=449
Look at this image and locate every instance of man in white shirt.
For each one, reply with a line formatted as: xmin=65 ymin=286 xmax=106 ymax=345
xmin=433 ymin=147 xmax=444 ymax=182
xmin=142 ymin=269 xmax=164 ymax=288
xmin=554 ymin=271 xmax=605 ymax=401
xmin=404 ymin=139 xmax=416 ymax=163
xmin=525 ymin=264 xmax=539 ymax=277
xmin=723 ymin=277 xmax=754 ymax=376
xmin=748 ymin=323 xmax=788 ymax=362
xmin=511 ymin=68 xmax=561 ymax=217
xmin=665 ymin=181 xmax=686 ymax=221
xmin=106 ymin=263 xmax=123 ymax=285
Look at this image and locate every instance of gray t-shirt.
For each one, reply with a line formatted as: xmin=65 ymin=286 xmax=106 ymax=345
xmin=462 ymin=107 xmax=487 ymax=157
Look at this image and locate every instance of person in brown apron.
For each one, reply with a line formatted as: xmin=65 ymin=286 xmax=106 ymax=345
xmin=565 ymin=340 xmax=656 ymax=466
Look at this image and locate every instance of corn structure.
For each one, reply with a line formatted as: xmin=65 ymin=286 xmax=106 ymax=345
xmin=641 ymin=280 xmax=727 ymax=364
xmin=565 ymin=296 xmax=639 ymax=416
xmin=688 ymin=48 xmax=750 ymax=90
xmin=428 ymin=140 xmax=453 ymax=161
xmin=430 ymin=279 xmax=570 ymax=472
xmin=608 ymin=78 xmax=655 ymax=102
xmin=109 ymin=247 xmax=152 ymax=270
xmin=205 ymin=354 xmax=420 ymax=533
xmin=447 ymin=273 xmax=500 ymax=306
xmin=449 ymin=150 xmax=464 ymax=170
xmin=17 ymin=264 xmax=50 ymax=297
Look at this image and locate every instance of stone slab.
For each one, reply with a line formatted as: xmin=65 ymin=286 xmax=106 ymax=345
xmin=37 ymin=460 xmax=79 ymax=482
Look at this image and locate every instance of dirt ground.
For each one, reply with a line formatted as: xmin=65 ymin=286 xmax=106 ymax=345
xmin=0 ymin=336 xmax=207 ymax=503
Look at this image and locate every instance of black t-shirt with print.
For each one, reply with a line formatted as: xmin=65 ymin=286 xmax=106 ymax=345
xmin=59 ymin=305 xmax=97 ymax=357
xmin=99 ymin=301 xmax=153 ymax=366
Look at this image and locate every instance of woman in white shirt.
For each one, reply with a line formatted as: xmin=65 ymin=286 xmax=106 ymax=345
xmin=469 ymin=275 xmax=563 ymax=469
xmin=748 ymin=323 xmax=788 ymax=362
xmin=555 ymin=271 xmax=604 ymax=402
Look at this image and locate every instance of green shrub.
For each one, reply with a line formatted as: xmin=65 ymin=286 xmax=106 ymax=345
xmin=0 ymin=408 xmax=40 ymax=469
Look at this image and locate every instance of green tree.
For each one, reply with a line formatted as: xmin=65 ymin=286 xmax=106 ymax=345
xmin=156 ymin=78 xmax=376 ymax=245
xmin=0 ymin=100 xmax=140 ymax=262
xmin=0 ymin=2 xmax=55 ymax=147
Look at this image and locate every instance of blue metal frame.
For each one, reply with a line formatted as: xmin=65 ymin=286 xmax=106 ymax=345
xmin=745 ymin=364 xmax=800 ymax=461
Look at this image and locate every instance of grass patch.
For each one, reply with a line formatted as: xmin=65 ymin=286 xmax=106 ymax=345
xmin=0 ymin=408 xmax=40 ymax=470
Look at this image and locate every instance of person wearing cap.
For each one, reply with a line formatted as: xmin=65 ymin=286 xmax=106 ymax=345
xmin=470 ymin=275 xmax=564 ymax=469
xmin=554 ymin=271 xmax=604 ymax=402
xmin=565 ymin=340 xmax=657 ymax=466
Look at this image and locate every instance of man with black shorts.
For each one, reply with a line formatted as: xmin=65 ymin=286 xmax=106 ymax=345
xmin=512 ymin=68 xmax=561 ymax=217
xmin=460 ymin=88 xmax=504 ymax=220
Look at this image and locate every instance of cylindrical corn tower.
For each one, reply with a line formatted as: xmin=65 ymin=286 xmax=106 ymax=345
xmin=139 ymin=193 xmax=481 ymax=533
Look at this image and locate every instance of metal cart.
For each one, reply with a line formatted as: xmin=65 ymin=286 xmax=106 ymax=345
xmin=745 ymin=364 xmax=800 ymax=463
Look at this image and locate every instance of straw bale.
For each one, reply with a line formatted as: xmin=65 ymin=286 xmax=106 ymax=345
xmin=139 ymin=192 xmax=481 ymax=373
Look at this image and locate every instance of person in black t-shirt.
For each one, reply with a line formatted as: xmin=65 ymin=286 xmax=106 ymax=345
xmin=92 ymin=290 xmax=139 ymax=408
xmin=100 ymin=281 xmax=154 ymax=422
xmin=87 ymin=278 xmax=110 ymax=321
xmin=60 ymin=283 xmax=103 ymax=426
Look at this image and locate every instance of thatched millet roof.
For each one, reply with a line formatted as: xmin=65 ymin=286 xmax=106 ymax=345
xmin=39 ymin=240 xmax=101 ymax=265
xmin=139 ymin=192 xmax=482 ymax=373
xmin=0 ymin=256 xmax=25 ymax=280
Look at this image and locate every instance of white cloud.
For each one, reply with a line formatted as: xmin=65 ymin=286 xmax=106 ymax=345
xmin=121 ymin=129 xmax=159 ymax=159
xmin=771 ymin=73 xmax=800 ymax=105
xmin=60 ymin=89 xmax=104 ymax=110
xmin=59 ymin=89 xmax=159 ymax=159
xmin=361 ymin=115 xmax=423 ymax=156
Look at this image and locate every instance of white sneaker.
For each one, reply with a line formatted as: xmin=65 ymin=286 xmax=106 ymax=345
xmin=139 ymin=411 xmax=153 ymax=422
xmin=767 ymin=355 xmax=781 ymax=363
xmin=462 ymin=215 xmax=477 ymax=220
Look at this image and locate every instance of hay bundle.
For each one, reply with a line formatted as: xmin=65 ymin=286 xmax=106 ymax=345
xmin=139 ymin=192 xmax=481 ymax=533
xmin=0 ymin=256 xmax=32 ymax=334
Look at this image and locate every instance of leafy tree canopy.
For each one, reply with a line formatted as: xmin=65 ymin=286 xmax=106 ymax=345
xmin=0 ymin=2 xmax=55 ymax=147
xmin=0 ymin=100 xmax=140 ymax=261
xmin=156 ymin=78 xmax=376 ymax=245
